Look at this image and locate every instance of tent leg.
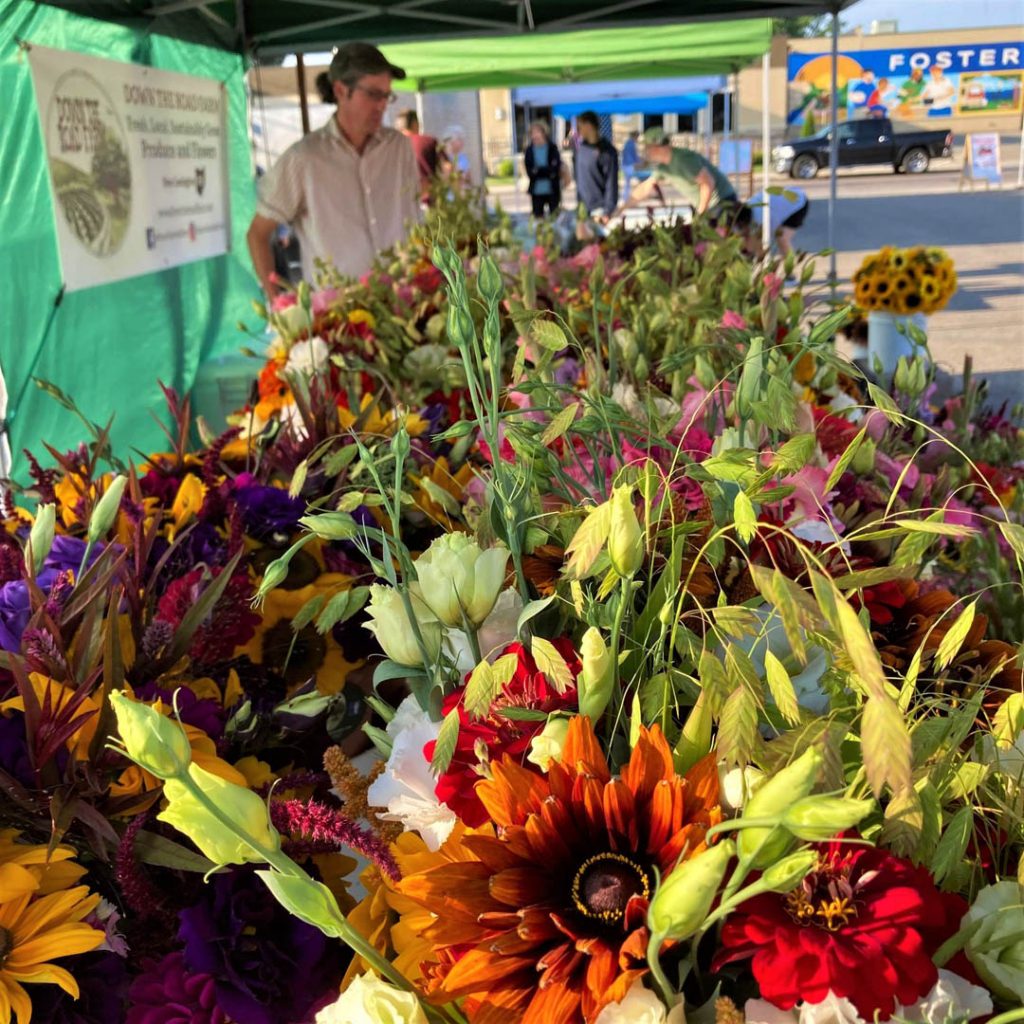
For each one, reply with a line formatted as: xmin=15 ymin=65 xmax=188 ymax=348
xmin=828 ymin=5 xmax=839 ymax=293
xmin=296 ymin=53 xmax=310 ymax=136
xmin=762 ymin=51 xmax=771 ymax=251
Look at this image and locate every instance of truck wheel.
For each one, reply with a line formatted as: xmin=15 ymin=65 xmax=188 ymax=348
xmin=901 ymin=148 xmax=930 ymax=174
xmin=791 ymin=154 xmax=819 ymax=179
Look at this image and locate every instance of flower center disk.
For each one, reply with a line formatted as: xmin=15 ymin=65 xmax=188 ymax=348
xmin=571 ymin=852 xmax=651 ymax=924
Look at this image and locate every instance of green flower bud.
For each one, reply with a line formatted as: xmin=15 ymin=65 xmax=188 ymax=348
xmin=160 ymin=762 xmax=281 ymax=865
xmin=780 ymin=796 xmax=874 ymax=842
xmin=109 ymin=690 xmax=192 ymax=780
xmin=648 ymin=839 xmax=735 ymax=941
xmin=608 ymin=485 xmax=643 ymax=578
xmin=578 ymin=627 xmax=614 ymax=721
xmin=26 ymin=503 xmax=56 ymax=576
xmin=298 ymin=512 xmax=357 ymax=542
xmin=754 ymin=849 xmax=818 ymax=894
xmin=257 ymin=871 xmax=345 ymax=939
xmin=477 ymin=254 xmax=504 ymax=304
xmin=850 ymin=437 xmax=877 ymax=475
xmin=737 ymin=746 xmax=822 ymax=868
xmin=391 ymin=425 xmax=411 ymax=464
xmin=87 ymin=475 xmax=127 ymax=543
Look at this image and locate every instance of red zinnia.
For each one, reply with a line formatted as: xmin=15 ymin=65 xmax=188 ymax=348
xmin=713 ymin=838 xmax=967 ymax=1020
xmin=424 ymin=639 xmax=579 ymax=826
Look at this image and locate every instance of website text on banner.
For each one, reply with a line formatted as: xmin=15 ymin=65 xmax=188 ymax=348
xmin=788 ymin=42 xmax=1023 ymax=128
xmin=27 ymin=44 xmax=229 ymax=292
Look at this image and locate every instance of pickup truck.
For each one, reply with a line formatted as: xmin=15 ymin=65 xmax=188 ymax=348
xmin=772 ymin=118 xmax=953 ymax=178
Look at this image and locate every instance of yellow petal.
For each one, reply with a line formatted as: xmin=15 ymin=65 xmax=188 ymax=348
xmin=7 ymin=962 xmax=80 ymax=999
xmin=8 ymin=922 xmax=104 ymax=968
xmin=12 ymin=887 xmax=99 ymax=943
xmin=0 ymin=864 xmax=40 ymax=903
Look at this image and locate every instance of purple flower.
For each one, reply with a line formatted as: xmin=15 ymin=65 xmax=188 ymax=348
xmin=31 ymin=951 xmax=128 ymax=1024
xmin=132 ymin=683 xmax=225 ymax=741
xmin=232 ymin=479 xmax=305 ymax=541
xmin=148 ymin=524 xmax=227 ymax=595
xmin=177 ymin=866 xmax=342 ymax=1024
xmin=45 ymin=535 xmax=104 ymax=575
xmin=127 ymin=951 xmax=226 ymax=1024
xmin=0 ymin=711 xmax=35 ymax=787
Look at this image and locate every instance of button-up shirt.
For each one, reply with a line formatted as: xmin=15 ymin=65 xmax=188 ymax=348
xmin=256 ymin=117 xmax=421 ymax=281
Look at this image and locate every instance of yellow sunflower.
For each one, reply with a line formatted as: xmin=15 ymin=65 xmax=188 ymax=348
xmin=337 ymin=394 xmax=428 ymax=439
xmin=0 ymin=837 xmax=104 ymax=1024
xmin=410 ymin=456 xmax=474 ymax=529
xmin=890 ymin=249 xmax=908 ymax=271
xmin=347 ymin=309 xmax=376 ymax=330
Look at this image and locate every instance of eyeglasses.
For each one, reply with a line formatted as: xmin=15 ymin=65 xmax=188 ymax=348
xmin=352 ymin=84 xmax=397 ymax=105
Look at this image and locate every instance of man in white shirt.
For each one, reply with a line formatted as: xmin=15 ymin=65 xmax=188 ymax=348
xmin=246 ymin=42 xmax=421 ymax=296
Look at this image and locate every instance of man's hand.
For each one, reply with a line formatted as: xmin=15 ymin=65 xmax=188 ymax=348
xmin=246 ymin=214 xmax=282 ymax=300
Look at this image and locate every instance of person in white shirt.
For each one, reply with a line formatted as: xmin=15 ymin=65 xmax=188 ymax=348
xmin=920 ymin=64 xmax=955 ymax=117
xmin=246 ymin=42 xmax=421 ymax=296
xmin=739 ymin=186 xmax=810 ymax=257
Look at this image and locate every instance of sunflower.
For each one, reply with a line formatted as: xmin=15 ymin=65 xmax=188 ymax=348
xmin=890 ymin=249 xmax=908 ymax=271
xmin=410 ymin=456 xmax=474 ymax=530
xmin=0 ymin=835 xmax=105 ymax=1024
xmin=337 ymin=394 xmax=428 ymax=439
xmin=398 ymin=716 xmax=721 ymax=1023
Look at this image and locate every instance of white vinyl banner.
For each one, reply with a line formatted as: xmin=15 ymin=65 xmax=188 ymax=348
xmin=27 ymin=44 xmax=229 ymax=292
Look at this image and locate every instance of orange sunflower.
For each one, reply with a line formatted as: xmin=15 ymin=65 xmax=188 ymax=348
xmin=398 ymin=716 xmax=721 ymax=1024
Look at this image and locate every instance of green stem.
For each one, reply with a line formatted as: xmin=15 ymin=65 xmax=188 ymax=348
xmin=645 ymin=932 xmax=676 ymax=1008
xmin=608 ymin=576 xmax=632 ymax=710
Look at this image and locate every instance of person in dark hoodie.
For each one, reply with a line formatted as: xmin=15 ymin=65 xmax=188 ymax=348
xmin=573 ymin=110 xmax=618 ymax=222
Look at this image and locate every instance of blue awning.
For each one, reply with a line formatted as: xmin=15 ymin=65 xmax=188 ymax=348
xmin=512 ymin=75 xmax=726 ymax=106
xmin=553 ymin=92 xmax=708 ymax=117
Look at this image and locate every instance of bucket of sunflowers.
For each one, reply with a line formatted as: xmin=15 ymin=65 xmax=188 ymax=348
xmin=852 ymin=245 xmax=957 ymax=377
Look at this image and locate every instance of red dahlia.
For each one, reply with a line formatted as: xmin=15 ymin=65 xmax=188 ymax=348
xmin=713 ymin=839 xmax=967 ymax=1020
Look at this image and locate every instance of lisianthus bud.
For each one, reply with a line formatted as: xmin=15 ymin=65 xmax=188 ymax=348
xmin=258 ymin=871 xmax=345 ymax=940
xmin=648 ymin=839 xmax=735 ymax=941
xmin=110 ymin=690 xmax=192 ymax=780
xmin=608 ymin=485 xmax=643 ymax=578
xmin=87 ymin=475 xmax=127 ymax=543
xmin=851 ymin=437 xmax=877 ymax=475
xmin=255 ymin=554 xmax=291 ymax=601
xmin=160 ymin=762 xmax=281 ymax=865
xmin=737 ymin=747 xmax=822 ymax=868
xmin=780 ymin=796 xmax=874 ymax=841
xmin=579 ymin=627 xmax=614 ymax=721
xmin=314 ymin=972 xmax=428 ymax=1024
xmin=364 ymin=585 xmax=443 ymax=667
xmin=963 ymin=881 xmax=1024 ymax=1003
xmin=26 ymin=503 xmax=56 ymax=576
xmin=477 ymin=254 xmax=504 ymax=304
xmin=526 ymin=716 xmax=571 ymax=771
xmin=298 ymin=512 xmax=357 ymax=541
xmin=753 ymin=849 xmax=818 ymax=894
xmin=414 ymin=534 xmax=508 ymax=628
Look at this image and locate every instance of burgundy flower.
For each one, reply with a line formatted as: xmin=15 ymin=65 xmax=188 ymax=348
xmin=126 ymin=951 xmax=226 ymax=1024
xmin=712 ymin=839 xmax=968 ymax=1020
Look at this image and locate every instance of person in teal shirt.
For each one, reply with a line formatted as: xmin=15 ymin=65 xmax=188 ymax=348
xmin=612 ymin=130 xmax=737 ymax=220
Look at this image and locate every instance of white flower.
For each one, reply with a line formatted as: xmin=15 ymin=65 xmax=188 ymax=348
xmin=275 ymin=303 xmax=312 ymax=339
xmin=718 ymin=763 xmax=766 ymax=812
xmin=743 ymin=1000 xmax=799 ymax=1024
xmin=367 ymin=695 xmax=456 ymax=852
xmin=526 ymin=716 xmax=570 ymax=771
xmin=900 ymin=970 xmax=992 ymax=1023
xmin=364 ymin=585 xmax=442 ymax=667
xmin=593 ymin=979 xmax=685 ymax=1024
xmin=415 ymin=534 xmax=508 ymax=628
xmin=284 ymin=335 xmax=330 ymax=377
xmin=315 ymin=972 xmax=428 ymax=1024
xmin=447 ymin=588 xmax=523 ymax=674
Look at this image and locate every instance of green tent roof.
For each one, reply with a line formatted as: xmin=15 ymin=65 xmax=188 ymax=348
xmin=39 ymin=1 xmax=855 ymax=55
xmin=384 ymin=20 xmax=772 ymax=91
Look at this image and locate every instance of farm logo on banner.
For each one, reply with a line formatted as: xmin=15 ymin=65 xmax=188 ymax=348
xmin=27 ymin=44 xmax=229 ymax=292
xmin=787 ymin=41 xmax=1023 ymax=129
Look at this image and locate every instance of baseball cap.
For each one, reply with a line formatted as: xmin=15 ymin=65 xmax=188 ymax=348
xmin=328 ymin=42 xmax=406 ymax=82
xmin=643 ymin=127 xmax=670 ymax=145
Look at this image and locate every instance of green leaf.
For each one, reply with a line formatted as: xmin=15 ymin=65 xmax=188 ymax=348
xmin=132 ymin=830 xmax=217 ymax=874
xmin=463 ymin=660 xmax=497 ymax=720
xmin=912 ymin=780 xmax=942 ymax=864
xmin=879 ymin=786 xmax=922 ymax=856
xmin=517 ymin=596 xmax=556 ymax=636
xmin=764 ymin=650 xmax=800 ymax=726
xmin=733 ymin=490 xmax=757 ymax=543
xmin=934 ymin=601 xmax=977 ymax=670
xmin=944 ymin=761 xmax=989 ymax=802
xmin=564 ymin=502 xmax=612 ymax=580
xmin=737 ymin=335 xmax=764 ymax=414
xmin=770 ymin=434 xmax=816 ymax=473
xmin=531 ymin=636 xmax=574 ymax=694
xmin=430 ymin=707 xmax=462 ymax=775
xmin=825 ymin=427 xmax=866 ymax=493
xmin=495 ymin=706 xmax=548 ymax=722
xmin=291 ymin=594 xmax=326 ymax=633
xmin=530 ymin=318 xmax=568 ymax=351
xmin=931 ymin=805 xmax=974 ymax=886
xmin=541 ymin=402 xmax=579 ymax=447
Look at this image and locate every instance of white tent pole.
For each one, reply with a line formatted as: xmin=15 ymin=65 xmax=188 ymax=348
xmin=828 ymin=5 xmax=839 ymax=291
xmin=762 ymin=50 xmax=771 ymax=250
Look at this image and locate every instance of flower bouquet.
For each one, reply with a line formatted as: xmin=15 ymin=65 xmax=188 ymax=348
xmin=853 ymin=245 xmax=957 ymax=318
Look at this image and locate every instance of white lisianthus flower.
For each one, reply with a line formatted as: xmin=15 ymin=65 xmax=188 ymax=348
xmin=446 ymin=588 xmax=523 ymax=674
xmin=315 ymin=972 xmax=427 ymax=1024
xmin=415 ymin=534 xmax=509 ymax=628
xmin=593 ymin=979 xmax=685 ymax=1024
xmin=275 ymin=302 xmax=312 ymax=339
xmin=367 ymin=695 xmax=456 ymax=852
xmin=284 ymin=335 xmax=330 ymax=377
xmin=364 ymin=585 xmax=442 ymax=668
xmin=526 ymin=716 xmax=571 ymax=771
xmin=718 ymin=763 xmax=766 ymax=812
